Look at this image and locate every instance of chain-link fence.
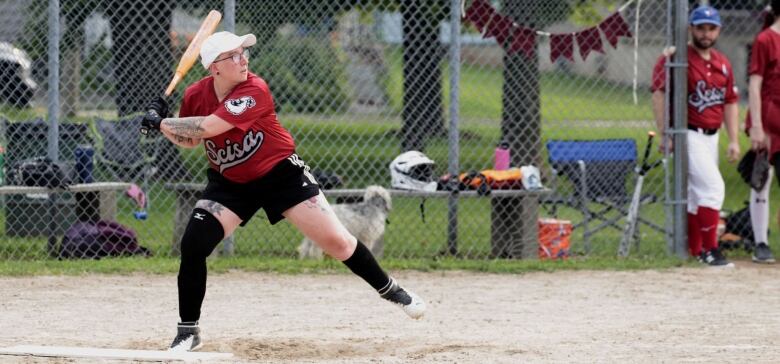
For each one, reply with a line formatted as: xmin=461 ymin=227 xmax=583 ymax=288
xmin=0 ymin=0 xmax=774 ymax=262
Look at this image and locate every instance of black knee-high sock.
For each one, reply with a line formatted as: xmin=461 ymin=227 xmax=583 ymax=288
xmin=342 ymin=241 xmax=391 ymax=291
xmin=178 ymin=209 xmax=224 ymax=322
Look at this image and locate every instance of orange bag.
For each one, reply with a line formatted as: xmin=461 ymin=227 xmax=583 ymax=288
xmin=459 ymin=168 xmax=523 ymax=190
xmin=538 ymin=218 xmax=571 ymax=260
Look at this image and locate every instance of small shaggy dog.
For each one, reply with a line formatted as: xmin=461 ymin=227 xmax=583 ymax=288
xmin=298 ymin=185 xmax=392 ymax=259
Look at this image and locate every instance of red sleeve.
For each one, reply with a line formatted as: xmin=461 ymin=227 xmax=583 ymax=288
xmin=725 ymin=60 xmax=738 ymax=104
xmin=650 ymin=55 xmax=666 ymax=92
xmin=749 ymin=33 xmax=768 ymax=77
xmin=212 ymin=82 xmax=274 ymax=131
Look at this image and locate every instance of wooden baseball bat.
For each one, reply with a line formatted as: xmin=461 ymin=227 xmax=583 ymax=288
xmin=140 ymin=10 xmax=221 ymax=135
xmin=164 ymin=9 xmax=222 ymax=96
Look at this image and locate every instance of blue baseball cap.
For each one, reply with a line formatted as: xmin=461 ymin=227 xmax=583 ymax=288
xmin=690 ymin=5 xmax=721 ymax=27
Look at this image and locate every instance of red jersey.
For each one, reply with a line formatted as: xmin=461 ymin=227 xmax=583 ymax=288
xmin=179 ymin=73 xmax=295 ymax=183
xmin=651 ymin=45 xmax=738 ymax=129
xmin=746 ymin=28 xmax=780 ymax=157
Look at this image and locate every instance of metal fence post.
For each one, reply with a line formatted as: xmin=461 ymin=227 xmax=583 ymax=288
xmin=47 ymin=0 xmax=60 ymax=162
xmin=224 ymin=0 xmax=235 ymax=32
xmin=45 ymin=0 xmax=61 ymax=257
xmin=220 ymin=0 xmax=236 ymax=257
xmin=671 ymin=0 xmax=689 ymax=258
xmin=446 ymin=0 xmax=462 ymax=256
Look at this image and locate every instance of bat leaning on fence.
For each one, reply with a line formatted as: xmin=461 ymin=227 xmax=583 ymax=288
xmin=140 ymin=9 xmax=222 ymax=135
xmin=618 ymin=131 xmax=665 ymax=258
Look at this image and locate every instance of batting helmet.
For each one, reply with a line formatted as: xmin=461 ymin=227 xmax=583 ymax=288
xmin=390 ymin=151 xmax=437 ymax=192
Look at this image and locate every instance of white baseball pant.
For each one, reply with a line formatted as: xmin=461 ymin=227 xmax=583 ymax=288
xmin=687 ymin=129 xmax=725 ymax=213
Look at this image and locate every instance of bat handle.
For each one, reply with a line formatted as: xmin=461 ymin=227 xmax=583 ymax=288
xmin=640 ymin=131 xmax=656 ymax=168
xmin=165 ymin=73 xmax=183 ymax=97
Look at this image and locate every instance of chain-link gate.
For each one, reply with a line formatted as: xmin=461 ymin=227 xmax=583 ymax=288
xmin=0 ymin=0 xmax=774 ymax=262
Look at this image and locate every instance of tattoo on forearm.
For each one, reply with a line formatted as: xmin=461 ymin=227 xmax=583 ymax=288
xmin=162 ymin=117 xmax=206 ymax=138
xmin=175 ymin=135 xmax=194 ymax=144
xmin=196 ymin=200 xmax=226 ymax=217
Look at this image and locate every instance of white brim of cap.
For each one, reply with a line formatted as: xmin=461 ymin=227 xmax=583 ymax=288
xmin=201 ymin=33 xmax=257 ymax=69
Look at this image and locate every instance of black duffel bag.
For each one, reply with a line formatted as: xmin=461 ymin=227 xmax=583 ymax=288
xmin=6 ymin=156 xmax=70 ymax=188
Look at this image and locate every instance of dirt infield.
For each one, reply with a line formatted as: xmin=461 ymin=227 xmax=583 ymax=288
xmin=1 ymin=262 xmax=779 ymax=363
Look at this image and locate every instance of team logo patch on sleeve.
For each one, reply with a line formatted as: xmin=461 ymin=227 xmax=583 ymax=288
xmin=224 ymin=96 xmax=256 ymax=115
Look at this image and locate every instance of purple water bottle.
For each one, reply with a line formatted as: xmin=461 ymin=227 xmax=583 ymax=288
xmin=494 ymin=142 xmax=510 ymax=170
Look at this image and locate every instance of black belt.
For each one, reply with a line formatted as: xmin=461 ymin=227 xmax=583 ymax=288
xmin=688 ymin=125 xmax=718 ymax=135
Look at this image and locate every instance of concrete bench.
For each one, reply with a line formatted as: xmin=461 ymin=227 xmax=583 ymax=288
xmin=165 ymin=183 xmax=551 ymax=259
xmin=0 ymin=182 xmax=131 ymax=220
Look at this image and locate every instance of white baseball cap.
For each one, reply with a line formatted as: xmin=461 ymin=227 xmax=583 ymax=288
xmin=200 ymin=31 xmax=257 ymax=69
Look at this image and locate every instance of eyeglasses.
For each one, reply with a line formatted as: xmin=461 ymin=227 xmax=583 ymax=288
xmin=213 ymin=49 xmax=250 ymax=65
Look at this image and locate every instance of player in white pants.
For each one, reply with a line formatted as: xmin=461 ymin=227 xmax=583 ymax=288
xmin=651 ymin=5 xmax=740 ymax=267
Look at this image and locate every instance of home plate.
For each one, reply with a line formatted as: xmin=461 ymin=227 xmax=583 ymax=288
xmin=0 ymin=345 xmax=233 ymax=362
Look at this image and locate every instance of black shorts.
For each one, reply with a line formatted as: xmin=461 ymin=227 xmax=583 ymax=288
xmin=200 ymin=153 xmax=321 ymax=226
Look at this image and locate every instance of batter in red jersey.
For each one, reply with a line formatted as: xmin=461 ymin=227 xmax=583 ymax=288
xmin=140 ymin=31 xmax=425 ymax=352
xmin=744 ymin=0 xmax=780 ymax=263
xmin=177 ymin=71 xmax=294 ymax=182
xmin=650 ymin=6 xmax=740 ymax=267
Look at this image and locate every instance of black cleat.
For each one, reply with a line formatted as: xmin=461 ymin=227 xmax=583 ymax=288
xmin=752 ymin=243 xmax=776 ymax=264
xmin=169 ymin=322 xmax=203 ymax=352
xmin=698 ymin=248 xmax=734 ymax=268
xmin=379 ymin=277 xmax=426 ymax=319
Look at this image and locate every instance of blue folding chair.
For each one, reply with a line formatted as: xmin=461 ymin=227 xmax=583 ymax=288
xmin=545 ymin=139 xmax=661 ymax=252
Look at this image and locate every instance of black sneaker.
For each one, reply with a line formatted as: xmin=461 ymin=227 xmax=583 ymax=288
xmin=169 ymin=322 xmax=202 ymax=352
xmin=752 ymin=243 xmax=776 ymax=264
xmin=378 ymin=277 xmax=426 ymax=319
xmin=698 ymin=248 xmax=734 ymax=268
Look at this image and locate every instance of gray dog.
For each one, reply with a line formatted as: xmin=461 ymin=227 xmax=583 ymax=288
xmin=298 ymin=185 xmax=392 ymax=259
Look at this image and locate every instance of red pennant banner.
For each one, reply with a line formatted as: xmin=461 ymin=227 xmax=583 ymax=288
xmin=463 ymin=0 xmax=633 ymax=63
xmin=464 ymin=0 xmax=495 ymax=32
xmin=550 ymin=33 xmax=574 ymax=62
xmin=509 ymin=26 xmax=537 ymax=59
xmin=575 ymin=27 xmax=604 ymax=60
xmin=598 ymin=13 xmax=632 ymax=48
xmin=484 ymin=13 xmax=514 ymax=46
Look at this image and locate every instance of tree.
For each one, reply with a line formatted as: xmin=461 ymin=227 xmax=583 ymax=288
xmin=491 ymin=0 xmax=569 ymax=258
xmin=399 ymin=1 xmax=447 ymax=152
xmin=105 ymin=0 xmax=174 ymax=117
xmin=61 ymin=2 xmax=92 ymax=117
xmin=237 ymin=0 xmax=349 ymax=44
xmin=17 ymin=1 xmax=91 ymax=115
xmin=501 ymin=0 xmax=569 ymax=169
xmin=237 ymin=0 xmax=448 ymax=151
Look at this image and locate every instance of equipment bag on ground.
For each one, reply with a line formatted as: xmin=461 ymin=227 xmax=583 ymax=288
xmin=60 ymin=220 xmax=151 ymax=259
